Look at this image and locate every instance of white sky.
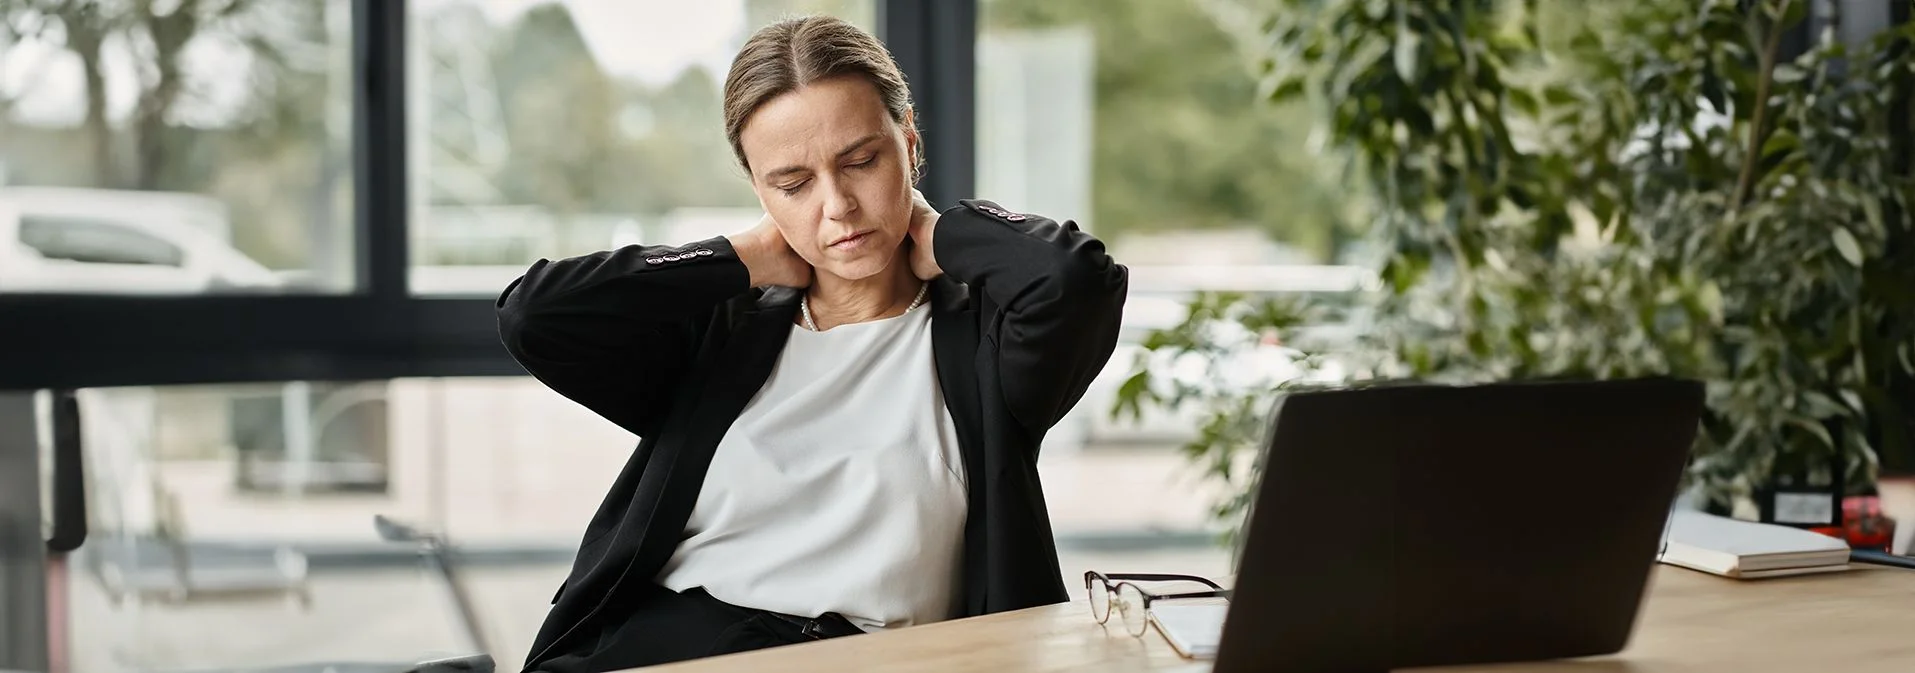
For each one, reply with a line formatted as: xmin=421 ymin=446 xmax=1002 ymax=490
xmin=423 ymin=0 xmax=745 ymax=85
xmin=2 ymin=0 xmax=744 ymax=127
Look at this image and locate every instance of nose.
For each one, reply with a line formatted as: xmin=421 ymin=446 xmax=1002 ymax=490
xmin=821 ymin=176 xmax=858 ymax=222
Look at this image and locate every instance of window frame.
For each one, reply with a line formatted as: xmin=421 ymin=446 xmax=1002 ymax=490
xmin=0 ymin=0 xmax=978 ymax=391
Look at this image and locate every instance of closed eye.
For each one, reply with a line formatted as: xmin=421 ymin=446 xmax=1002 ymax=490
xmin=777 ymin=179 xmax=811 ymax=196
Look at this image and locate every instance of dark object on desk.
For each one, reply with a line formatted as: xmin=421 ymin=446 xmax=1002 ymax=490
xmin=1849 ymin=549 xmax=1915 ymax=570
xmin=1212 ymin=377 xmax=1706 ymax=673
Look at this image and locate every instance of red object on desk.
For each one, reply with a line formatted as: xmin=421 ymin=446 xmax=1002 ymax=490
xmin=1808 ymin=495 xmax=1896 ymax=552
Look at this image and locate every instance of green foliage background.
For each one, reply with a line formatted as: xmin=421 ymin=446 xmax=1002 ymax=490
xmin=1118 ymin=0 xmax=1915 ymax=535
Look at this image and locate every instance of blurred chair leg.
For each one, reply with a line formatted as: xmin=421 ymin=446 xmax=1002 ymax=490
xmin=375 ymin=515 xmax=492 ymax=657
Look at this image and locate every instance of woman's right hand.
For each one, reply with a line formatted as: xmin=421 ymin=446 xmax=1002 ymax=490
xmin=727 ymin=214 xmax=814 ymax=288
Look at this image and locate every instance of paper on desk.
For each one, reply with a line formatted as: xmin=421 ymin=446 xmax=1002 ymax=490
xmin=1150 ymin=604 xmax=1227 ymax=659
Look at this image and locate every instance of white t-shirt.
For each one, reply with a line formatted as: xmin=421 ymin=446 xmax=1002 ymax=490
xmin=655 ymin=300 xmax=968 ymax=631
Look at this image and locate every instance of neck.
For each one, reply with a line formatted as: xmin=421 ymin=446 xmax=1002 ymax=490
xmin=806 ymin=248 xmax=920 ymax=329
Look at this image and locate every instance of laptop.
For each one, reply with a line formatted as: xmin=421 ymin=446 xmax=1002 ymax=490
xmin=1155 ymin=377 xmax=1705 ymax=673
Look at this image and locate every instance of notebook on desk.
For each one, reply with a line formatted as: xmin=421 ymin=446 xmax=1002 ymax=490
xmin=1659 ymin=509 xmax=1851 ymax=578
xmin=1150 ymin=603 xmax=1228 ymax=659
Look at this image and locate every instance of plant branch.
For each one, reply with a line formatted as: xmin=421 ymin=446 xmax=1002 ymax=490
xmin=1730 ymin=0 xmax=1793 ymax=215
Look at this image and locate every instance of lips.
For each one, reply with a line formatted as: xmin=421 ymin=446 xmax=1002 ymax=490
xmin=828 ymin=230 xmax=874 ymax=249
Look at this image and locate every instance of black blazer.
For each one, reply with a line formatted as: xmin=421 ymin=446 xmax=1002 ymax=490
xmin=496 ymin=199 xmax=1129 ymax=668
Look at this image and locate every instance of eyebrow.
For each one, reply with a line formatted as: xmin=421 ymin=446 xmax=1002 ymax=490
xmin=761 ymin=133 xmax=886 ymax=182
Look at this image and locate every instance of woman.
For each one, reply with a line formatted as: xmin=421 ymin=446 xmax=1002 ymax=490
xmin=497 ymin=15 xmax=1127 ymax=672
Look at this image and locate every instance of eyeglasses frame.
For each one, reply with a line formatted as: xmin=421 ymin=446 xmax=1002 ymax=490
xmin=1083 ymin=571 xmax=1232 ymax=636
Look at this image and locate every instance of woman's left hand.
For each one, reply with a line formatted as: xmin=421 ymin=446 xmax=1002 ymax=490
xmin=906 ymin=189 xmax=944 ymax=281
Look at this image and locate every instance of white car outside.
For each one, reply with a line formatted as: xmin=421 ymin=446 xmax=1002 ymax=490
xmin=0 ymin=187 xmax=281 ymax=294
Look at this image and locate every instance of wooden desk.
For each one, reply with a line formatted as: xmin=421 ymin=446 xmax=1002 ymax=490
xmin=635 ymin=566 xmax=1915 ymax=672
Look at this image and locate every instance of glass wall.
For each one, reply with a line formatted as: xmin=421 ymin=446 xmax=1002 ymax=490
xmin=0 ymin=1 xmax=358 ymax=295
xmin=976 ymin=0 xmax=1358 ymax=590
xmin=407 ymin=0 xmax=876 ymax=296
xmin=54 ymin=378 xmax=632 ymax=669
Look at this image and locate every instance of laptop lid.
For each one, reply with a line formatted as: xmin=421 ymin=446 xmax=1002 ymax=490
xmin=1212 ymin=377 xmax=1705 ymax=673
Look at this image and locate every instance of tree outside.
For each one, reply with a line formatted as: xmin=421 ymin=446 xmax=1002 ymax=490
xmin=982 ymin=0 xmax=1357 ymax=262
xmin=1 ymin=0 xmax=347 ymax=275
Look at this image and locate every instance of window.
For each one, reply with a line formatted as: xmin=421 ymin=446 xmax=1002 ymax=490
xmin=0 ymin=1 xmax=357 ymax=294
xmin=976 ymin=0 xmax=1356 ymax=434
xmin=977 ymin=0 xmax=1355 ymax=582
xmin=407 ymin=0 xmax=878 ymax=296
xmin=977 ymin=0 xmax=1350 ymax=262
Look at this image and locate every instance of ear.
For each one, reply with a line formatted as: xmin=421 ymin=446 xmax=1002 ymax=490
xmin=900 ymin=108 xmax=922 ymax=180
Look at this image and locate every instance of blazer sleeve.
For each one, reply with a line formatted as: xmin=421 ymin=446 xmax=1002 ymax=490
xmin=495 ymin=236 xmax=750 ymax=438
xmin=932 ymin=199 xmax=1130 ymax=436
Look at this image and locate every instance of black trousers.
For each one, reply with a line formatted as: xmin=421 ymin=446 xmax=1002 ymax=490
xmin=530 ymin=583 xmax=866 ymax=672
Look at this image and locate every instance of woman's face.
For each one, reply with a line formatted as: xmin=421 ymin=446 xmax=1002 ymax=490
xmin=738 ymin=74 xmax=917 ymax=282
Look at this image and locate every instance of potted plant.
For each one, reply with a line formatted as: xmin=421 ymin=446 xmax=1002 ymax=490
xmin=1119 ymin=0 xmax=1915 ymax=540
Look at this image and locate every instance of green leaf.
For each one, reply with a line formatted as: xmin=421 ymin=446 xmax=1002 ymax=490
xmin=1698 ymin=281 xmax=1725 ymax=326
xmin=1141 ymin=329 xmax=1175 ymax=351
xmin=1860 ymin=197 xmax=1884 ymax=238
xmin=1838 ymin=389 xmax=1866 ymax=414
xmin=1786 ymin=415 xmax=1836 ymax=451
xmin=1761 ymin=129 xmax=1799 ymax=161
xmin=1111 ymin=371 xmax=1153 ymax=421
xmin=1508 ymin=87 xmax=1539 ymax=118
xmin=1569 ymin=29 xmax=1600 ymax=53
xmin=1831 ymin=227 xmax=1864 ymax=267
xmin=1267 ymin=77 xmax=1306 ymax=102
xmin=1466 ymin=330 xmax=1490 ymax=357
xmin=1802 ymin=391 xmax=1847 ymax=420
xmin=1542 ymin=85 xmax=1578 ymax=106
xmin=1774 ymin=0 xmax=1809 ymax=29
xmin=1701 ymin=70 xmax=1728 ymax=114
xmin=1394 ymin=31 xmax=1422 ymax=82
xmin=1382 ymin=252 xmax=1430 ymax=295
xmin=1771 ymin=64 xmax=1807 ymax=84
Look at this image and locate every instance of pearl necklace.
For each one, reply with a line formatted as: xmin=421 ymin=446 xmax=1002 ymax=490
xmin=801 ymin=282 xmax=930 ymax=332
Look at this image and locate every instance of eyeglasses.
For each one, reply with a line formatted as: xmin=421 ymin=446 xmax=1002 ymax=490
xmin=1084 ymin=571 xmax=1231 ymax=637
